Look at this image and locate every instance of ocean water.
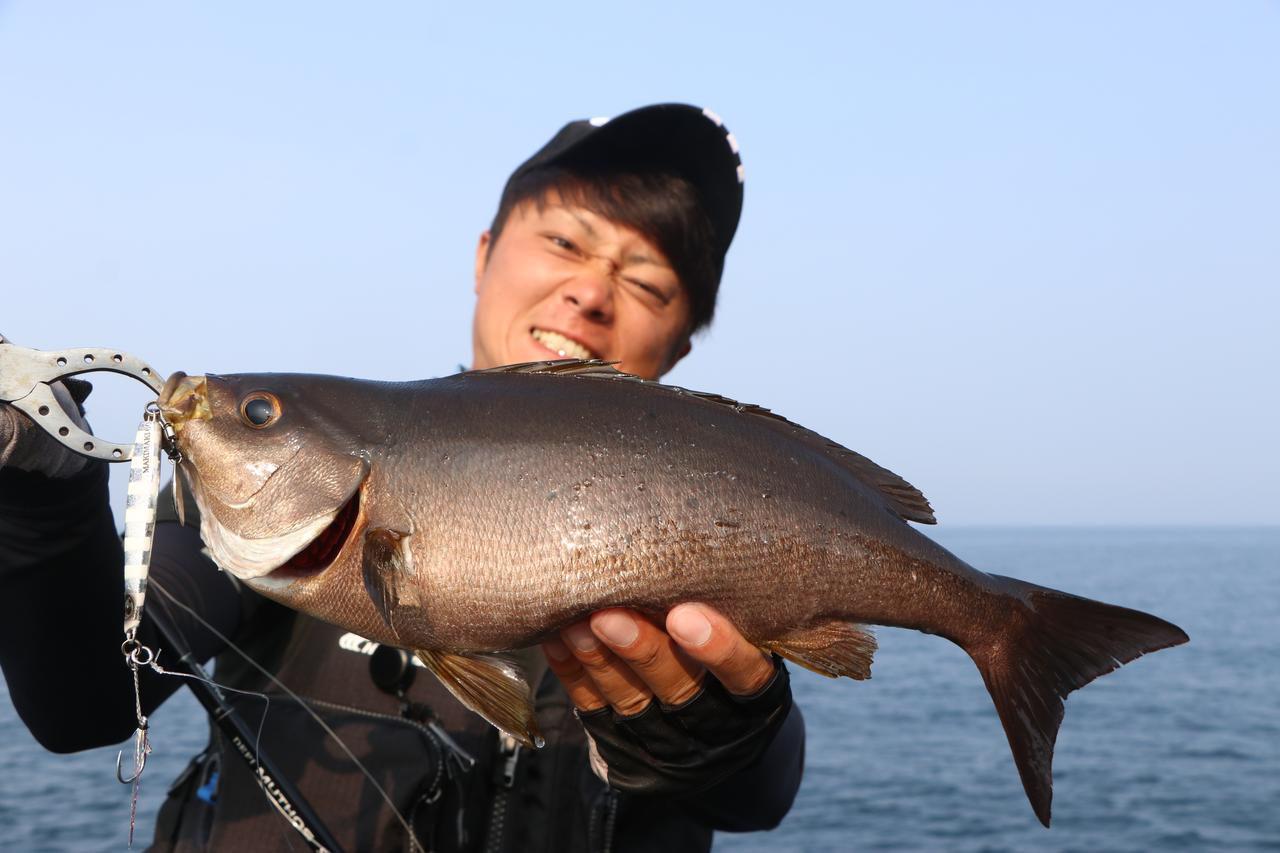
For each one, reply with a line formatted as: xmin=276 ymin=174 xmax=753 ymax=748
xmin=1 ymin=527 xmax=1276 ymax=851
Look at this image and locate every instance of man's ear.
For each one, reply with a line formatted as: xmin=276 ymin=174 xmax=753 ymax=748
xmin=474 ymin=230 xmax=492 ymax=293
xmin=661 ymin=338 xmax=693 ymax=377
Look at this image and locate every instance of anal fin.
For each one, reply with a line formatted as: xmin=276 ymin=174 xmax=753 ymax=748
xmin=762 ymin=620 xmax=877 ymax=680
xmin=415 ymin=649 xmax=544 ymax=748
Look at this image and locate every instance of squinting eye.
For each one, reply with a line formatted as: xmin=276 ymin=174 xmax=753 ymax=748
xmin=628 ymin=279 xmax=668 ymax=303
xmin=239 ymin=392 xmax=281 ymax=429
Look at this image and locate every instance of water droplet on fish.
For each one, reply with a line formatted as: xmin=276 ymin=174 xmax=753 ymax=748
xmin=533 ymin=735 xmax=546 ymax=749
xmin=636 ymin=483 xmax=646 ymax=492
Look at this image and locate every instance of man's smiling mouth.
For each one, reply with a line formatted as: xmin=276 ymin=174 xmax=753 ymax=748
xmin=531 ymin=328 xmax=598 ymax=360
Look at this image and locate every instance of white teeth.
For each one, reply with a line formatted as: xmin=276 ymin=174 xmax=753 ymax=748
xmin=532 ymin=329 xmax=596 ymax=360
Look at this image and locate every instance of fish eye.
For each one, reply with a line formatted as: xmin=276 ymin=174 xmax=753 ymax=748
xmin=239 ymin=392 xmax=281 ymax=429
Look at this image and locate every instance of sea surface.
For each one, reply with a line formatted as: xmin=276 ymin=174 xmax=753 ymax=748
xmin=1 ymin=527 xmax=1276 ymax=851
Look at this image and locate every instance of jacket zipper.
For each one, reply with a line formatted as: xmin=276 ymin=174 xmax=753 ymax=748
xmin=588 ymin=787 xmax=619 ymax=853
xmin=601 ymin=790 xmax=617 ymax=853
xmin=483 ymin=732 xmax=522 ymax=853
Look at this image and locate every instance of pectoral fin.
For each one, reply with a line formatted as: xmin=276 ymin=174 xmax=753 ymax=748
xmin=762 ymin=620 xmax=878 ymax=680
xmin=415 ymin=649 xmax=543 ymax=748
xmin=362 ymin=527 xmax=413 ymax=634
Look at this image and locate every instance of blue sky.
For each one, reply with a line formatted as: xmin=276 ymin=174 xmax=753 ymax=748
xmin=1 ymin=2 xmax=1276 ymax=525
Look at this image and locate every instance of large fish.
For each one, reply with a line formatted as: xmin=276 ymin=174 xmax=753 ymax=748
xmin=158 ymin=360 xmax=1187 ymax=826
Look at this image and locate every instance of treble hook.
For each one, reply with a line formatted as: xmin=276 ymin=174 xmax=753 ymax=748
xmin=116 ymin=723 xmax=151 ymax=784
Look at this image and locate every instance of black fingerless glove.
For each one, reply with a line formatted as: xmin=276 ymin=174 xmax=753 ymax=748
xmin=576 ymin=655 xmax=792 ymax=795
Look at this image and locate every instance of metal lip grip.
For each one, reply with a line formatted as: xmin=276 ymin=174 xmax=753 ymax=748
xmin=0 ymin=332 xmax=166 ymax=462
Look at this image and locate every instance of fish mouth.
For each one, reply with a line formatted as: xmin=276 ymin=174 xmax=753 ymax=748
xmin=531 ymin=328 xmax=599 ymax=360
xmin=267 ymin=487 xmax=363 ymax=581
xmin=197 ymin=457 xmax=371 ymax=581
xmin=158 ymin=372 xmax=211 ymax=432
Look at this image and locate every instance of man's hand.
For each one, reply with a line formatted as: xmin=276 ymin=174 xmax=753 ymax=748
xmin=0 ymin=380 xmax=92 ymax=479
xmin=543 ymin=603 xmax=775 ymax=716
xmin=543 ymin=603 xmax=793 ymax=797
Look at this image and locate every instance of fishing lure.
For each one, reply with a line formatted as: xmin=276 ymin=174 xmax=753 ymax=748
xmin=116 ymin=406 xmax=166 ymax=845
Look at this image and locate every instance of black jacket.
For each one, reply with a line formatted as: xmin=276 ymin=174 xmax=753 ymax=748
xmin=0 ymin=463 xmax=804 ymax=852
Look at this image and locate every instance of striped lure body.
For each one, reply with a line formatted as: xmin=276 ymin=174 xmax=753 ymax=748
xmin=122 ymin=413 xmax=162 ymax=638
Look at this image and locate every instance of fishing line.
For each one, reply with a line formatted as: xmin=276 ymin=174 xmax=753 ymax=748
xmin=142 ymin=589 xmax=344 ymax=853
xmin=126 ymin=406 xmax=346 ymax=852
xmin=144 ymin=661 xmax=273 ymax=708
xmin=141 ymin=587 xmax=286 ymax=850
xmin=139 ymin=652 xmax=275 ymax=768
xmin=125 ymin=399 xmax=420 ymax=850
xmin=149 ymin=578 xmax=426 ymax=853
xmin=134 ymin=644 xmax=297 ymax=852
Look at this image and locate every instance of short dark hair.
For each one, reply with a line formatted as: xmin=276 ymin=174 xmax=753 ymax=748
xmin=488 ymin=165 xmax=721 ymax=333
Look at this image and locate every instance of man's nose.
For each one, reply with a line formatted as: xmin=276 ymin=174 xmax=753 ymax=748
xmin=562 ymin=258 xmax=617 ymax=321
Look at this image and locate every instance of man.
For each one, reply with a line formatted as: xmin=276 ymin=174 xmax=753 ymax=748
xmin=0 ymin=103 xmax=804 ymax=851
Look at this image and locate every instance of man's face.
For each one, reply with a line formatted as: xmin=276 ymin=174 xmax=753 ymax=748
xmin=472 ymin=193 xmax=693 ymax=381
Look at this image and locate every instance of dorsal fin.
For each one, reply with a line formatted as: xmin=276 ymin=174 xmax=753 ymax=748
xmin=470 ymin=359 xmax=630 ymax=378
xmin=463 ymin=359 xmax=936 ymax=524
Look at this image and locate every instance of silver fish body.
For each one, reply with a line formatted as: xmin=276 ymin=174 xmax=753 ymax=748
xmin=159 ymin=360 xmax=1187 ymax=826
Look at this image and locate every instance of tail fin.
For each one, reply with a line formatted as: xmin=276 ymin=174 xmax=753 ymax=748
xmin=970 ymin=575 xmax=1188 ymax=827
